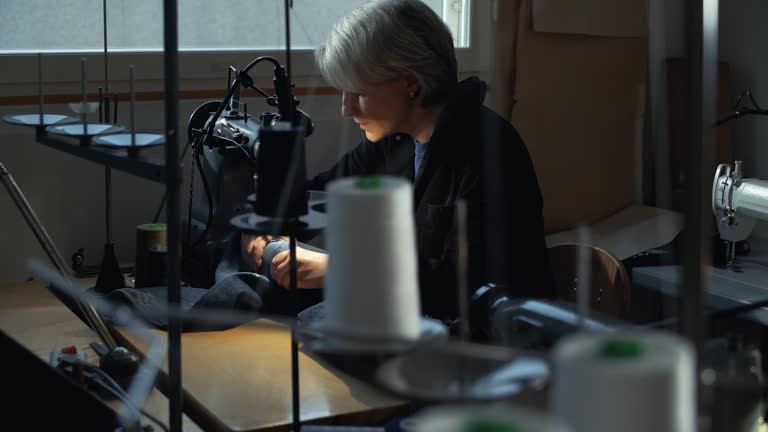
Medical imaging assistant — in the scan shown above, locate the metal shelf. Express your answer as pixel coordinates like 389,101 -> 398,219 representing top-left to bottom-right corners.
36,129 -> 169,183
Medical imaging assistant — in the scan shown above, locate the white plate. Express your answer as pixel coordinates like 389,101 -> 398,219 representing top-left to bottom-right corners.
376,341 -> 549,401
300,317 -> 449,355
2,113 -> 77,127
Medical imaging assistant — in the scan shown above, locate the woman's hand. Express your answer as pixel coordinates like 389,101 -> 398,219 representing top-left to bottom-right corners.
271,246 -> 328,289
240,233 -> 272,270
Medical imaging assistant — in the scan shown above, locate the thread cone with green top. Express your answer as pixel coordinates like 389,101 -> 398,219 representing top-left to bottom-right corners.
598,338 -> 645,359
354,176 -> 383,189
139,223 -> 166,231
464,419 -> 522,432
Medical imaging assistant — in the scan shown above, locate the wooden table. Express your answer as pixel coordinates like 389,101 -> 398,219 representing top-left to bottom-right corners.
0,278 -> 202,432
115,318 -> 408,431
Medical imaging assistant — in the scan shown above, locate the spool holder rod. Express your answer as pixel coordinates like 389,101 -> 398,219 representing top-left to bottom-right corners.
284,0 -> 301,430
290,232 -> 300,432
130,65 -> 136,147
80,58 -> 88,135
98,87 -> 104,123
37,53 -> 43,125
102,0 -> 109,97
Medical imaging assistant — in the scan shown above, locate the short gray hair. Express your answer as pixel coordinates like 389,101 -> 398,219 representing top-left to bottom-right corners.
316,0 -> 458,107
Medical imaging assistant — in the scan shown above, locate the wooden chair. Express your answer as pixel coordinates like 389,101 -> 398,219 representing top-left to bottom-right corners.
547,243 -> 631,320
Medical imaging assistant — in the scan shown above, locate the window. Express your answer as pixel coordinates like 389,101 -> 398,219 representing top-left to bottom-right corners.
0,0 -> 489,90
0,0 -> 470,52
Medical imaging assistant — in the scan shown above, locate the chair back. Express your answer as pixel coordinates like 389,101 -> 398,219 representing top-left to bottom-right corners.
547,243 -> 630,319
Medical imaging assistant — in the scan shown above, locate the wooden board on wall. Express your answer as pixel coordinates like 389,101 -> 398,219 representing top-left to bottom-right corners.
510,0 -> 648,233
532,0 -> 648,38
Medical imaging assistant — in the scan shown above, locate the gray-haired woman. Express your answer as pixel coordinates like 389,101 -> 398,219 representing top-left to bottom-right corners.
243,0 -> 553,321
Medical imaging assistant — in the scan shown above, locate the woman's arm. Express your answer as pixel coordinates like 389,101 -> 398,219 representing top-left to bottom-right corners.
270,246 -> 328,289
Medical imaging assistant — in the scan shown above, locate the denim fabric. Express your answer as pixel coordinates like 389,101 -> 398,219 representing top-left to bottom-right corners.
101,271 -> 271,332
97,234 -> 329,331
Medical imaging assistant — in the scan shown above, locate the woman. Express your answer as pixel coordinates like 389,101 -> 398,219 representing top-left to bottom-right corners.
242,0 -> 553,320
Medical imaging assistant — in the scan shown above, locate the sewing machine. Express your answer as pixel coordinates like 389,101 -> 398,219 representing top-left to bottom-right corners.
181,61 -> 315,287
712,160 -> 768,268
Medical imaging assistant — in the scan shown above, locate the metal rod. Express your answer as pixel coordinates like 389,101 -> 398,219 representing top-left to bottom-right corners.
285,2 -> 299,428
37,53 -> 43,125
290,233 -> 300,432
647,0 -> 670,207
680,0 -> 717,400
456,199 -> 470,341
81,58 -> 88,135
0,161 -> 117,350
103,0 -> 109,96
113,92 -> 119,124
163,0 -> 182,430
576,226 -> 592,330
455,200 -> 469,398
102,0 -> 110,125
285,0 -> 292,86
105,167 -> 112,244
291,329 -> 300,432
104,95 -> 111,124
130,65 -> 136,147
98,87 -> 103,123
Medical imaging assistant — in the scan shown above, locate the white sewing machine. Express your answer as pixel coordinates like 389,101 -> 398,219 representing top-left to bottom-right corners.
712,161 -> 768,266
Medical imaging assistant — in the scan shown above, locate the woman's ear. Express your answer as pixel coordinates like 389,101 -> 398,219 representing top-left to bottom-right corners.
402,73 -> 421,97
404,73 -> 421,101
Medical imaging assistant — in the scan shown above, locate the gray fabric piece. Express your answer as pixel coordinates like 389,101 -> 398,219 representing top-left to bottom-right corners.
100,233 -> 327,332
103,272 -> 270,331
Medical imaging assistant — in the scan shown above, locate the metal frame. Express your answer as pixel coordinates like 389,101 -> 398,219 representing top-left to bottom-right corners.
162,1 -> 182,431
680,0 -> 718,404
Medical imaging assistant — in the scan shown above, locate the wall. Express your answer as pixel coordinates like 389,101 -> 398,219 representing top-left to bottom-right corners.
510,0 -> 648,233
718,0 -> 768,238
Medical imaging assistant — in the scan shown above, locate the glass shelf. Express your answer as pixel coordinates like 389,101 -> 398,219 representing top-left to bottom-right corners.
35,129 -> 169,184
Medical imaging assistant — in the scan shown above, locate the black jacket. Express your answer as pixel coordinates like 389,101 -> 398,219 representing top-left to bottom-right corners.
309,77 -> 554,319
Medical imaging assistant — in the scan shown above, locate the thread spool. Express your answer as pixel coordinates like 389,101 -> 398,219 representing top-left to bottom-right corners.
322,176 -> 421,349
551,331 -> 695,432
134,223 -> 167,288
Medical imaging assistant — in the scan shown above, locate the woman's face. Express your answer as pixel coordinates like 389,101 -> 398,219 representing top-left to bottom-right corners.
341,78 -> 415,142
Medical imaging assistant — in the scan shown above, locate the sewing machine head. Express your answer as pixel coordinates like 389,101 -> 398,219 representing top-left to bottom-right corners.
711,161 -> 768,267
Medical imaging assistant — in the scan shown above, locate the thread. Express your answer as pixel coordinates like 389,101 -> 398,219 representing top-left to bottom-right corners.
551,331 -> 695,432
322,176 -> 421,349
134,223 -> 167,288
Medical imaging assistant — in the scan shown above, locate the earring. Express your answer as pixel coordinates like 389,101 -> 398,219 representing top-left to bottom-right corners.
408,90 -> 417,100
